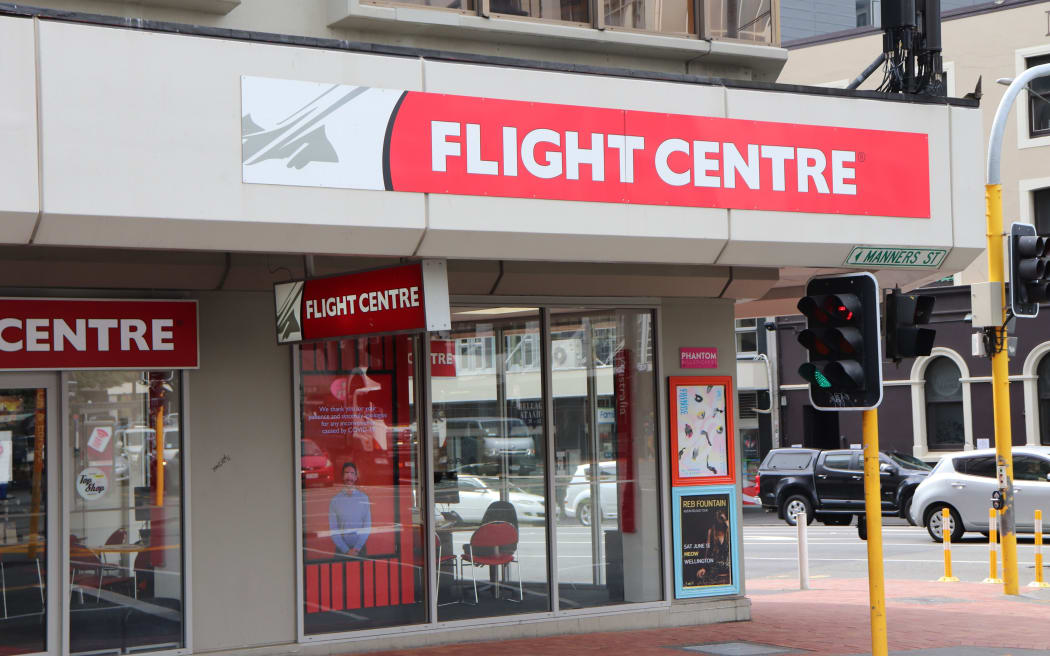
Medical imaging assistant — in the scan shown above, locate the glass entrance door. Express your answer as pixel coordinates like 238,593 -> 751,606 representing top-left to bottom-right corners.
0,374 -> 58,656
67,371 -> 186,654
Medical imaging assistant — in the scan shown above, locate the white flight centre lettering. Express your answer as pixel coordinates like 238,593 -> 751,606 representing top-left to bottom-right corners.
431,121 -> 858,195
304,286 -> 421,320
0,318 -> 176,352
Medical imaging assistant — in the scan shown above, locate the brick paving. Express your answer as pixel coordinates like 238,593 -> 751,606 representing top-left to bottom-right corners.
372,577 -> 1050,656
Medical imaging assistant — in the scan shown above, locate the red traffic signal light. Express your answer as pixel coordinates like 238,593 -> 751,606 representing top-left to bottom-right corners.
796,273 -> 883,410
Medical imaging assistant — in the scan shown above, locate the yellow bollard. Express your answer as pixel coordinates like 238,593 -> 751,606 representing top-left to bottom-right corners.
982,507 -> 1003,584
1029,509 -> 1050,588
938,508 -> 959,582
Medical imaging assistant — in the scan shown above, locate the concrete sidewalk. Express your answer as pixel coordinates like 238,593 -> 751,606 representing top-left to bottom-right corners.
373,577 -> 1050,656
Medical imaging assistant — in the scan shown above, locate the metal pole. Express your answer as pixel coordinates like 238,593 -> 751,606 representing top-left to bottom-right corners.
983,507 -> 1002,584
937,508 -> 959,582
797,511 -> 809,590
1031,510 -> 1050,588
861,409 -> 887,656
986,62 -> 1050,596
985,182 -> 1017,594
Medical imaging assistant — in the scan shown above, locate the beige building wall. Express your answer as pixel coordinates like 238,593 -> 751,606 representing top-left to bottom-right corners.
188,291 -> 297,651
777,2 -> 1050,285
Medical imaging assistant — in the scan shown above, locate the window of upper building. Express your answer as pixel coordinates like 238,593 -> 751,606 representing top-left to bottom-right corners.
352,0 -> 778,41
1028,53 -> 1050,140
1017,47 -> 1050,149
1035,187 -> 1050,236
1037,354 -> 1050,446
735,318 -> 759,356
705,0 -> 774,42
924,356 -> 964,451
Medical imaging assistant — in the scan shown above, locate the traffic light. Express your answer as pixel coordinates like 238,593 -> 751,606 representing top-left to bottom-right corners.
885,289 -> 936,361
1009,222 -> 1050,318
796,273 -> 882,410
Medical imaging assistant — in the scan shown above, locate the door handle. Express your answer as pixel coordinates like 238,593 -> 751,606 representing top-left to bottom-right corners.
951,481 -> 966,489
851,475 -> 862,480
817,474 -> 828,479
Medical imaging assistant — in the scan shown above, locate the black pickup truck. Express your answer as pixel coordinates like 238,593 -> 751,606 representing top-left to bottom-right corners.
757,448 -> 932,526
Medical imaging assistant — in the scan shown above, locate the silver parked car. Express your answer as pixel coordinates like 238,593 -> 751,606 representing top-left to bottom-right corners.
909,446 -> 1050,541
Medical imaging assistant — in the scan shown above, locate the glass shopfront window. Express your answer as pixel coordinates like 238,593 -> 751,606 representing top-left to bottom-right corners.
551,309 -> 661,609
297,305 -> 664,634
299,336 -> 426,635
0,384 -> 48,656
67,371 -> 185,654
431,310 -> 550,619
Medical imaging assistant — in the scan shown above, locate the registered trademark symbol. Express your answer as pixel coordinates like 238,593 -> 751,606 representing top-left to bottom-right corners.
857,152 -> 867,163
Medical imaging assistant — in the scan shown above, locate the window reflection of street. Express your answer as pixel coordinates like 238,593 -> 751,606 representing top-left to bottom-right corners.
432,310 -> 551,618
0,386 -> 47,656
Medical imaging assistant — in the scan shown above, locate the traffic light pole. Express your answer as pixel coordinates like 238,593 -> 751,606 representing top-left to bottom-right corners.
986,63 -> 1050,596
862,408 -> 888,656
985,183 -> 1018,596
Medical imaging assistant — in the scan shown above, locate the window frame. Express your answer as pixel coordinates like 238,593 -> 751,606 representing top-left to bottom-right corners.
734,318 -> 759,358
910,348 -> 973,461
293,297 -> 672,645
61,369 -> 194,656
1015,45 -> 1050,150
922,356 -> 966,452
331,0 -> 780,46
1021,342 -> 1050,447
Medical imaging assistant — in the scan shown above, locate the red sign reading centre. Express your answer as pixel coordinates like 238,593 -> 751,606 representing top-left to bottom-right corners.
0,298 -> 199,370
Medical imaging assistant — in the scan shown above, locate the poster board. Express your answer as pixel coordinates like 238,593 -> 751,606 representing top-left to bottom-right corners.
0,430 -> 11,484
669,376 -> 735,486
672,485 -> 740,598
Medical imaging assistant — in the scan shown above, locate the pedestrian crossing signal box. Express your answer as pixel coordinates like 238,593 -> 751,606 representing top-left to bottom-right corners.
796,273 -> 883,411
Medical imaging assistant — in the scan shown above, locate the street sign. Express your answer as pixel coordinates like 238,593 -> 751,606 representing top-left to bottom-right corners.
843,246 -> 947,269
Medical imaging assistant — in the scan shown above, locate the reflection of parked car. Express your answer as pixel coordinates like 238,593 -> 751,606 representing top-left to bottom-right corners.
442,475 -> 546,524
301,439 -> 334,487
444,417 -> 537,475
909,447 -> 1050,542
564,461 -> 618,526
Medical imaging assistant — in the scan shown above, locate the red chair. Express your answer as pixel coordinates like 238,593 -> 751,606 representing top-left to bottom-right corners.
101,528 -> 128,573
69,536 -> 132,603
133,549 -> 153,599
436,534 -> 459,606
459,521 -> 521,604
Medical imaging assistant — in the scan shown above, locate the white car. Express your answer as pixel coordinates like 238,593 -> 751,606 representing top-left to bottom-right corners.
909,446 -> 1050,541
564,461 -> 618,526
445,475 -> 547,524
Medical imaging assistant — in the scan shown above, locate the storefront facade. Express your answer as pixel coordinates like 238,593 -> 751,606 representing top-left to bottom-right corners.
0,4 -> 983,656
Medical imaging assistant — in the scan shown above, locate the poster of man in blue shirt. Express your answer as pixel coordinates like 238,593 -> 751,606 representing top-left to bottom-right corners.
329,462 -> 371,556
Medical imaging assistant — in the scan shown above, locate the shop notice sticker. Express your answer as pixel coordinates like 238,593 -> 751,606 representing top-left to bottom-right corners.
87,426 -> 113,453
681,347 -> 717,369
76,467 -> 109,501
